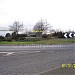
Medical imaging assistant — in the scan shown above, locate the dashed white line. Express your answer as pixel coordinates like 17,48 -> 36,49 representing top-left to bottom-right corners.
35,51 -> 40,53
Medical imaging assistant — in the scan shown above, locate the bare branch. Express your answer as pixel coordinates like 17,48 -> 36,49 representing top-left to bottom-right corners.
33,19 -> 50,32
9,21 -> 23,35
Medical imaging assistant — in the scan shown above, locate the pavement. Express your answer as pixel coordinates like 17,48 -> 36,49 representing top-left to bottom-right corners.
0,44 -> 75,75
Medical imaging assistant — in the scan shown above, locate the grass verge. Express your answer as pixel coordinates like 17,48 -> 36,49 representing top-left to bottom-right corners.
0,38 -> 75,45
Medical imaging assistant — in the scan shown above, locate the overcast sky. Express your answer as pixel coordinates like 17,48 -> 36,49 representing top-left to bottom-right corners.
0,0 -> 75,31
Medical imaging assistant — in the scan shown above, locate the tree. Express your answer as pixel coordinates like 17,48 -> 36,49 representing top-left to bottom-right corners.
33,19 -> 49,37
5,33 -> 11,37
12,32 -> 17,40
52,31 -> 64,38
0,36 -> 5,41
9,21 -> 23,35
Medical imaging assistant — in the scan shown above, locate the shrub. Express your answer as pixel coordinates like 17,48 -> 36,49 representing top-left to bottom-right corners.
5,37 -> 12,42
42,34 -> 47,38
0,36 -> 5,41
5,33 -> 11,37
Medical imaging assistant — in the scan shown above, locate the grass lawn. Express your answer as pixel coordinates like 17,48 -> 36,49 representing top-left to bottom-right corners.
0,38 -> 75,45
35,38 -> 75,44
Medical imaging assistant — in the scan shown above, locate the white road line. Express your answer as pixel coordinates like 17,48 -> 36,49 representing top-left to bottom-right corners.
0,52 -> 14,56
6,52 -> 14,56
36,61 -> 75,75
46,51 -> 54,53
35,51 -> 40,53
25,51 -> 41,53
15,51 -> 41,54
0,52 -> 8,53
36,66 -> 61,75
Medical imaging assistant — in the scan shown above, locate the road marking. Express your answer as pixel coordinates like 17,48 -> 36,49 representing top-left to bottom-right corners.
14,51 -> 41,54
6,52 -> 14,56
0,52 -> 8,53
0,50 -> 54,56
24,51 -> 41,53
36,66 -> 61,75
35,51 -> 40,53
36,61 -> 75,75
46,51 -> 54,52
0,52 -> 14,56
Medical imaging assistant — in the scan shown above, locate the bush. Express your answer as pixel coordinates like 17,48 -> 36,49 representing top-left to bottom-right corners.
0,36 -> 5,41
42,34 -> 47,38
21,37 -> 41,42
5,37 -> 12,42
5,33 -> 11,37
18,37 -> 25,41
17,34 -> 27,37
52,32 -> 64,38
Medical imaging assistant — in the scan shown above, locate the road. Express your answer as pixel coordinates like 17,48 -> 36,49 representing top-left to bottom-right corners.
0,44 -> 75,75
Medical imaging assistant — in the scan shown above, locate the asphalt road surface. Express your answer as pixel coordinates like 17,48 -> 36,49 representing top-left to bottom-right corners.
0,44 -> 75,75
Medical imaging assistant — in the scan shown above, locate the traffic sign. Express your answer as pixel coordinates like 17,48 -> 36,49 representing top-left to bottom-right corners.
74,34 -> 75,37
64,33 -> 67,38
69,33 -> 72,38
64,32 -> 75,38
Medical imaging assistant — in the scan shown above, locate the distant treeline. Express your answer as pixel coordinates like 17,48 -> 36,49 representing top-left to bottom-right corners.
0,31 -> 69,42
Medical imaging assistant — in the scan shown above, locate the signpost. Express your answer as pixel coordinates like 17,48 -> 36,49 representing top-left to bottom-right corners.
64,33 -> 75,38
64,33 -> 67,38
64,32 -> 75,44
74,34 -> 75,37
69,33 -> 72,38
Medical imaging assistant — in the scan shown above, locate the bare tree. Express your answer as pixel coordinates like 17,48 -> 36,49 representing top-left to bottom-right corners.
9,21 -> 23,35
33,19 -> 49,32
33,19 -> 50,37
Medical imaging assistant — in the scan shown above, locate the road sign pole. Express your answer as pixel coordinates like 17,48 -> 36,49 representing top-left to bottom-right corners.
66,38 -> 67,44
64,33 -> 68,43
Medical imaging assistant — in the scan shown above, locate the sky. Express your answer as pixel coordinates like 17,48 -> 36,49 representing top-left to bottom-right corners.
0,0 -> 75,32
